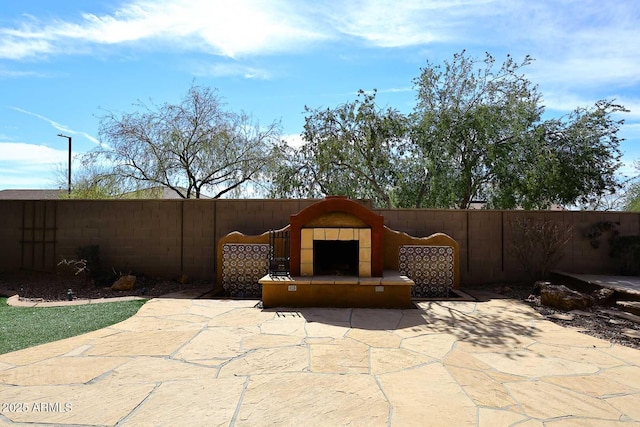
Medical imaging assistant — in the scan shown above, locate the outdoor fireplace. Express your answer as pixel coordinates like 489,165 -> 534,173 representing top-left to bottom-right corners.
290,196 -> 383,277
219,195 -> 459,308
256,196 -> 414,308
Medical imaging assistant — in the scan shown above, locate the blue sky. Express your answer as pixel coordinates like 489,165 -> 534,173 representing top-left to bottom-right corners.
1,0 -> 639,191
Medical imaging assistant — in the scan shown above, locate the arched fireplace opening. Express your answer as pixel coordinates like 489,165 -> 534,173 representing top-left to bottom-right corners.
290,196 -> 384,277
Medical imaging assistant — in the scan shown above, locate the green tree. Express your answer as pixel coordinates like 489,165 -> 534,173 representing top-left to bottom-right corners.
270,90 -> 409,208
411,51 -> 541,208
53,161 -> 125,199
87,85 -> 281,199
272,51 -> 626,209
623,161 -> 640,211
626,185 -> 640,211
412,51 -> 627,209
504,100 -> 627,209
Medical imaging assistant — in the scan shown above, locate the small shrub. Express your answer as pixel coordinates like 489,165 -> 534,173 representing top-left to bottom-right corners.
584,221 -> 640,276
509,217 -> 573,280
57,258 -> 89,276
76,244 -> 100,276
610,235 -> 640,276
58,244 -> 101,279
583,221 -> 619,248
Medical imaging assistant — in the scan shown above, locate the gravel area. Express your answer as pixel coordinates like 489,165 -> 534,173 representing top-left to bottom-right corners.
0,271 -> 213,301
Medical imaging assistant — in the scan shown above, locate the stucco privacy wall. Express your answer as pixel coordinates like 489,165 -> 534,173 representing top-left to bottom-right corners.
376,208 -> 640,283
0,201 -> 24,272
1,199 -> 639,285
0,199 -> 318,281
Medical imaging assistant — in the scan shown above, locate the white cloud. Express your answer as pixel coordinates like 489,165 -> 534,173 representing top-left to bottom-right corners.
0,0 -> 503,60
0,143 -> 76,189
621,123 -> 640,139
0,0 -> 330,60
11,107 -> 99,144
0,172 -> 60,189
529,53 -> 640,91
536,90 -> 640,124
0,68 -> 50,78
1,0 -> 638,94
498,1 -> 640,90
0,37 -> 54,60
195,62 -> 272,80
282,134 -> 304,149
323,0 -> 495,47
0,142 -> 67,164
378,87 -> 413,94
355,87 -> 413,97
616,100 -> 640,122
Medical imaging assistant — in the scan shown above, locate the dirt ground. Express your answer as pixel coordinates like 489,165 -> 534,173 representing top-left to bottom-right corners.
1,272 -> 639,350
0,271 -> 213,302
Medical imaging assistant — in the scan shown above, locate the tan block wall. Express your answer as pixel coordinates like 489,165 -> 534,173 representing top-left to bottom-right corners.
377,208 -> 640,285
182,200 -> 216,280
0,201 -> 26,272
55,200 -> 183,278
1,199 -> 639,287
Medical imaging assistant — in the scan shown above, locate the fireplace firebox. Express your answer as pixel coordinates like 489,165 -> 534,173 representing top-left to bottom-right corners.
314,240 -> 359,276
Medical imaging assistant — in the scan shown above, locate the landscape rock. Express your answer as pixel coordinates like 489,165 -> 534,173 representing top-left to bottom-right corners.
549,313 -> 575,321
569,310 -> 594,317
617,301 -> 640,316
111,275 -> 136,291
540,284 -> 594,311
622,329 -> 640,339
592,288 -> 616,306
532,281 -> 553,295
601,309 -> 640,324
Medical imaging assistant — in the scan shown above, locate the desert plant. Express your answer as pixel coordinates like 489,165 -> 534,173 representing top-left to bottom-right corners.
583,221 -> 640,275
583,221 -> 619,248
57,258 -> 89,276
76,244 -> 100,276
509,217 -> 573,280
609,235 -> 640,275
57,245 -> 101,279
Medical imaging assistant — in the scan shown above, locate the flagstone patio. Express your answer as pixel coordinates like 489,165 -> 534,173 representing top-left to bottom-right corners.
0,294 -> 639,426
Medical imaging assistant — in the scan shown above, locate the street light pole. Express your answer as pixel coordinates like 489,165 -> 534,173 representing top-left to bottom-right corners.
57,134 -> 72,195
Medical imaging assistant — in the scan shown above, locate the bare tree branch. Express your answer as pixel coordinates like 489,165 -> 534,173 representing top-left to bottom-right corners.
89,85 -> 281,198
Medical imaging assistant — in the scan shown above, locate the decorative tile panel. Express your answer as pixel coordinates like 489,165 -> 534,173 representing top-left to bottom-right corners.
222,244 -> 270,298
398,245 -> 454,298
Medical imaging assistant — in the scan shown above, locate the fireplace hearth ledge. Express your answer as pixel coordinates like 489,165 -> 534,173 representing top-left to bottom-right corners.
259,270 -> 414,308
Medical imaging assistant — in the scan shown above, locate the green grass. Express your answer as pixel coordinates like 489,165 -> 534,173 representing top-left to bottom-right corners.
0,297 -> 147,355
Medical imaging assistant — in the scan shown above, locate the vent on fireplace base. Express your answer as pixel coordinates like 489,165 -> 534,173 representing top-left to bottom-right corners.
314,240 -> 358,276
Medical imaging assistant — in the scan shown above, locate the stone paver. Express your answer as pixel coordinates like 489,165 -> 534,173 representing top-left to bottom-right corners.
0,297 -> 639,426
123,378 -> 246,427
378,363 -> 477,426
